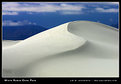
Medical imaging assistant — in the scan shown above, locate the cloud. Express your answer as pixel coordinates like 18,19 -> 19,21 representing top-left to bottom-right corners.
2,2 -> 85,13
2,20 -> 37,26
109,2 -> 119,5
2,2 -> 119,15
60,11 -> 82,15
2,11 -> 18,15
95,8 -> 118,13
78,2 -> 119,5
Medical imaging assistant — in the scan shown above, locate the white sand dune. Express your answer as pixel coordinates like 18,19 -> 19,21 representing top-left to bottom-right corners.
2,21 -> 119,77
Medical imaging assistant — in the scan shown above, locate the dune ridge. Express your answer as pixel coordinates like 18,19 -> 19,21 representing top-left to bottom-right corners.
2,22 -> 87,70
2,21 -> 119,77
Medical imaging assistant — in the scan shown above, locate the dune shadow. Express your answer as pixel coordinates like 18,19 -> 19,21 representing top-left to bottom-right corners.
49,41 -> 118,59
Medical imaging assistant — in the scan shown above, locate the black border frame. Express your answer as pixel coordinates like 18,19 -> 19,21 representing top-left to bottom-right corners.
0,0 -> 120,83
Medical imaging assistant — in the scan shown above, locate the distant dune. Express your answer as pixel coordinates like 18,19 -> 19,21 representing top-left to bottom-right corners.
2,21 -> 119,77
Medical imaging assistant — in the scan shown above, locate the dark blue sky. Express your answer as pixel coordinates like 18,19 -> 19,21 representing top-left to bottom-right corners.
2,2 -> 119,28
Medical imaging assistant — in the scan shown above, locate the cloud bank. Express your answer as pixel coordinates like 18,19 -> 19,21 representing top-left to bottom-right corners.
2,2 -> 119,15
2,2 -> 85,14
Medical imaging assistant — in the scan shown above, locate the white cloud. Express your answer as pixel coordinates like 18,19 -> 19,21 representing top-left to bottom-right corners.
60,4 -> 84,11
2,20 -> 37,26
77,2 -> 119,5
96,8 -> 118,13
61,11 -> 82,15
109,2 -> 119,5
2,2 -> 119,15
2,2 -> 85,13
2,11 -> 18,15
2,20 -> 22,26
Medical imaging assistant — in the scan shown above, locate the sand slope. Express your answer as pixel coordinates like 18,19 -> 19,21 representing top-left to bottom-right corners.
2,21 -> 119,77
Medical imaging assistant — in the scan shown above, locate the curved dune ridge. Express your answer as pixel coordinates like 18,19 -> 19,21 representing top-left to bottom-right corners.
2,21 -> 119,77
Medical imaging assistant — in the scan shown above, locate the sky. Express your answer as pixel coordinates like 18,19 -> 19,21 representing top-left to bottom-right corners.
2,2 -> 119,28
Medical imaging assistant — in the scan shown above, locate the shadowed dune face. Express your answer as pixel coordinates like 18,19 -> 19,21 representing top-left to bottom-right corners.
68,21 -> 118,44
51,41 -> 118,59
67,21 -> 119,59
2,21 -> 119,77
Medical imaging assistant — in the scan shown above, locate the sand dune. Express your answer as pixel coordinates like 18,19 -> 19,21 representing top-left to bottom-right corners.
2,21 -> 119,77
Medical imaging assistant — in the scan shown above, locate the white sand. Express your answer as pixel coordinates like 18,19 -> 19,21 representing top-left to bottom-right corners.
2,21 -> 119,77
2,40 -> 21,47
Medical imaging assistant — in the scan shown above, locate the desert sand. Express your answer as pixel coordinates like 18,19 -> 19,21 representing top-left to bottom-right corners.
2,21 -> 119,77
